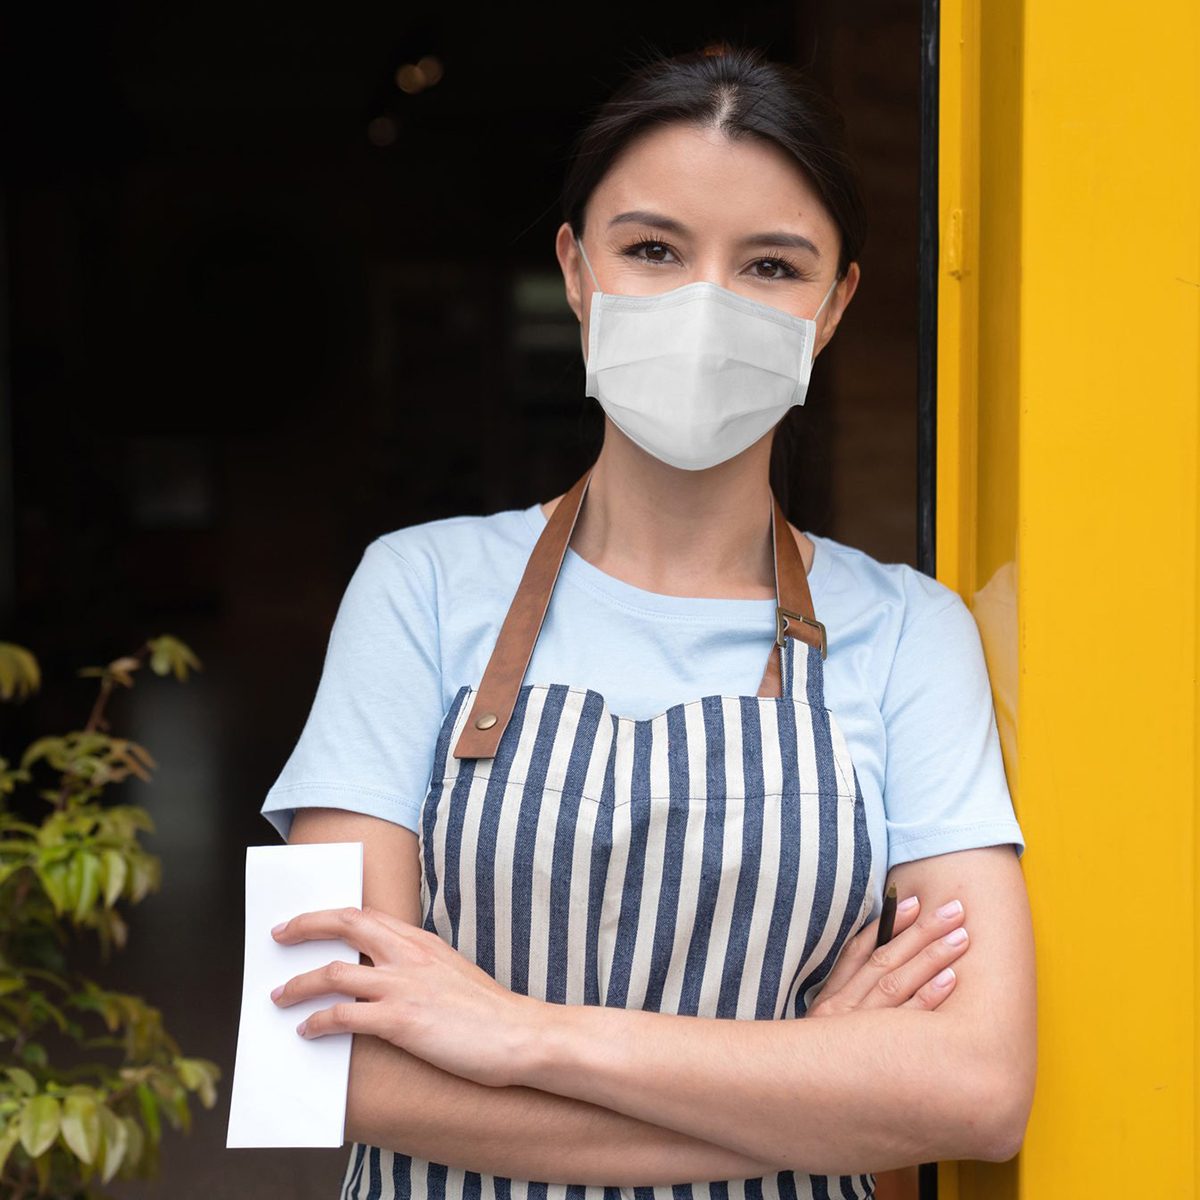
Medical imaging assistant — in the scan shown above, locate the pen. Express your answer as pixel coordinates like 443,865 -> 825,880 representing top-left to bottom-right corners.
874,880 -> 898,947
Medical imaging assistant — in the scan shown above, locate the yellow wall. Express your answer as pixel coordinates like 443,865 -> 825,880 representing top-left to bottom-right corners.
936,0 -> 1200,1194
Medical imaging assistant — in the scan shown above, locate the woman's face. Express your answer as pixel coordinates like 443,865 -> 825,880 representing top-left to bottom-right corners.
557,121 -> 859,362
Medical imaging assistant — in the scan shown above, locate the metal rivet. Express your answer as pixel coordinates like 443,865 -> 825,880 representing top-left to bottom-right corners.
474,712 -> 498,730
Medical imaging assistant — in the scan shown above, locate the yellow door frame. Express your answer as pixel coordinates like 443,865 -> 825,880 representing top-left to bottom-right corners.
935,0 -> 1200,1195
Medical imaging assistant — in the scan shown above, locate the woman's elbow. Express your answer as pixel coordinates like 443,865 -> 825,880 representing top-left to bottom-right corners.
968,1061 -> 1035,1163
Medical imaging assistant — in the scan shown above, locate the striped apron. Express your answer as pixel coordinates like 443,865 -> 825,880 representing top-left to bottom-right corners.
341,468 -> 876,1200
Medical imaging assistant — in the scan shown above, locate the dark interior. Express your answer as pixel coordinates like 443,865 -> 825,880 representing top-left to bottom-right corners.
0,4 -> 921,1194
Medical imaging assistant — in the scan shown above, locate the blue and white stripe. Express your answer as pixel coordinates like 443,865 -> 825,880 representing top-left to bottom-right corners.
342,637 -> 876,1200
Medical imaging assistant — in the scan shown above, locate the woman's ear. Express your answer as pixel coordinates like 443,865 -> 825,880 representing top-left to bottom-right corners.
555,222 -> 585,322
814,261 -> 861,358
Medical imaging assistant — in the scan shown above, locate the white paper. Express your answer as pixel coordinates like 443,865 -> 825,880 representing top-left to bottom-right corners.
226,842 -> 364,1148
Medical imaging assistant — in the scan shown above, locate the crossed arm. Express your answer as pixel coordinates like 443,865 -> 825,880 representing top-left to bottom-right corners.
289,808 -> 1036,1184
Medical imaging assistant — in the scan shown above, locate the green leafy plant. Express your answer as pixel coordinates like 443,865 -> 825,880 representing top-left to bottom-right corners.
0,636 -> 221,1198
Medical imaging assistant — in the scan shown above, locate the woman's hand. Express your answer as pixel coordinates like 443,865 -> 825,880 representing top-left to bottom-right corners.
805,895 -> 969,1018
269,905 -> 540,1088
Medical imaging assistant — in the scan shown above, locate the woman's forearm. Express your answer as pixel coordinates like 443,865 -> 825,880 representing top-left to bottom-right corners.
515,1001 -> 1016,1175
345,1032 -> 782,1186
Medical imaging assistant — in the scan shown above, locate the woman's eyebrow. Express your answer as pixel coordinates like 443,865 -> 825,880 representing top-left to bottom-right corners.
608,210 -> 821,257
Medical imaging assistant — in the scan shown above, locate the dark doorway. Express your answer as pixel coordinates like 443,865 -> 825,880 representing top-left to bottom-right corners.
1,5 -> 923,1194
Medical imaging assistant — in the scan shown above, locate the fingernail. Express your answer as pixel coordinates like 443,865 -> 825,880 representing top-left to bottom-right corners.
898,895 -> 918,912
937,899 -> 963,919
943,927 -> 968,946
270,985 -> 283,1001
271,922 -> 287,936
296,1019 -> 308,1036
933,967 -> 956,988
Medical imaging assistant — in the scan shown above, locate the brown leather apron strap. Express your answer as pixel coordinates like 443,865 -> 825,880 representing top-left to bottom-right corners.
756,481 -> 827,699
452,467 -> 825,760
451,468 -> 593,759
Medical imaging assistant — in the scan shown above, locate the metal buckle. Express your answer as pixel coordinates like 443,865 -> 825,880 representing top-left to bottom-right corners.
775,606 -> 828,660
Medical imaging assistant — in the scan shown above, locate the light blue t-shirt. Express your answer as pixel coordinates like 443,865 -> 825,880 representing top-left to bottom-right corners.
261,501 -> 1025,918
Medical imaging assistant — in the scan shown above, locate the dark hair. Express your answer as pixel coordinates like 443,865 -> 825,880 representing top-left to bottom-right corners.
560,43 -> 867,280
558,43 -> 868,521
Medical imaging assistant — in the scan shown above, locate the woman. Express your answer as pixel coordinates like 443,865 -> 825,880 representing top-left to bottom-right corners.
261,43 -> 1036,1200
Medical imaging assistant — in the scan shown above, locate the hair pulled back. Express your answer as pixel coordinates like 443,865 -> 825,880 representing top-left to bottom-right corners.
559,43 -> 867,281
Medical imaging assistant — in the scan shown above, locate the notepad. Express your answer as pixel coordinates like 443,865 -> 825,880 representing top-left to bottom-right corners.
226,842 -> 364,1148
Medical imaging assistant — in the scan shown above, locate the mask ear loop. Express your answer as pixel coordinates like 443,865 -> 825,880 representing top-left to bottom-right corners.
813,272 -> 840,321
575,234 -> 601,291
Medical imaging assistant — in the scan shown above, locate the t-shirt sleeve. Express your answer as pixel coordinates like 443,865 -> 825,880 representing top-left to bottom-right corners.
259,537 -> 443,842
880,591 -> 1025,867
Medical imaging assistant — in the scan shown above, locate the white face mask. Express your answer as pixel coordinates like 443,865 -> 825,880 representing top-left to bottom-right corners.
575,233 -> 839,471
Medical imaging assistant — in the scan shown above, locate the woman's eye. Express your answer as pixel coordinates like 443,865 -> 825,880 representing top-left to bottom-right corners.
753,258 -> 796,280
628,240 -> 674,264
624,239 -> 803,281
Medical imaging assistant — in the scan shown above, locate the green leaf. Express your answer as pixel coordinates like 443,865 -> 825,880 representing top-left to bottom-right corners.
18,1093 -> 60,1157
60,1093 -> 101,1164
146,634 -> 203,681
0,1121 -> 20,1177
175,1058 -> 202,1089
135,1082 -> 159,1144
100,850 -> 128,907
0,642 -> 41,701
105,804 -> 156,838
20,735 -> 67,771
0,817 -> 40,836
176,1057 -> 220,1108
167,1088 -> 191,1134
72,851 -> 103,921
102,904 -> 129,950
75,731 -> 108,755
36,859 -> 69,916
38,838 -> 74,862
5,1067 -> 37,1096
96,1104 -> 128,1184
120,1113 -> 144,1171
129,855 -> 157,903
65,851 -> 82,908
